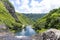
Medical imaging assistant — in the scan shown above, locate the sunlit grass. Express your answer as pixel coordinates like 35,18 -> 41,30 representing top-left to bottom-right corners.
37,29 -> 47,33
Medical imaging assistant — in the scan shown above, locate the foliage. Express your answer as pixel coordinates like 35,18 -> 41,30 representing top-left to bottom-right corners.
23,13 -> 46,22
16,13 -> 34,25
0,0 -> 47,33
1,0 -> 14,9
33,8 -> 60,33
0,1 -> 22,32
0,0 -> 34,32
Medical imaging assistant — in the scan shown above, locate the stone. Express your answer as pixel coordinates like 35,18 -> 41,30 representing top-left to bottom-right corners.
3,0 -> 18,21
30,29 -> 60,40
0,28 -> 60,40
42,31 -> 57,40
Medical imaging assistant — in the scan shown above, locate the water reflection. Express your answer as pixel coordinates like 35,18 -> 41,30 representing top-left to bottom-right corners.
16,25 -> 36,36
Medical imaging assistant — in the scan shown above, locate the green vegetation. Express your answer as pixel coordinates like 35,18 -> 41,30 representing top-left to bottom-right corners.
0,1 -> 22,32
33,8 -> 60,33
0,0 -> 34,32
1,0 -> 60,34
16,13 -> 34,25
37,28 -> 47,33
23,13 -> 46,22
1,0 -> 14,8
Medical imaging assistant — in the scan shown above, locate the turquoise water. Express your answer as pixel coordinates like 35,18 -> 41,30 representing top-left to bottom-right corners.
16,25 -> 36,36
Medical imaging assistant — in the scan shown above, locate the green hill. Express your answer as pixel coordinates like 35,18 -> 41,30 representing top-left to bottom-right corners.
0,0 -> 33,32
0,0 -> 22,32
33,8 -> 60,32
16,13 -> 34,25
23,13 -> 46,22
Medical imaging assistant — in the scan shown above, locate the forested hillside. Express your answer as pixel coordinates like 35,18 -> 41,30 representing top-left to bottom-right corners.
23,13 -> 46,22
33,8 -> 60,33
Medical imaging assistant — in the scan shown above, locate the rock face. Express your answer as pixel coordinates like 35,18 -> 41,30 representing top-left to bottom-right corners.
0,24 -> 6,29
42,29 -> 60,40
30,29 -> 60,40
3,0 -> 18,21
42,30 -> 57,40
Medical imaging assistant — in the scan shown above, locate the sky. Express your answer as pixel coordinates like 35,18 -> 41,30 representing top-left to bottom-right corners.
9,0 -> 60,13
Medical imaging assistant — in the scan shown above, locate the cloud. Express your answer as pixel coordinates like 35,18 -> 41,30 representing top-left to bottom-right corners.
15,0 -> 21,5
9,0 -> 60,13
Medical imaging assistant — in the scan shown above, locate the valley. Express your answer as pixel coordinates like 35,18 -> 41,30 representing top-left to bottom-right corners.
0,0 -> 60,40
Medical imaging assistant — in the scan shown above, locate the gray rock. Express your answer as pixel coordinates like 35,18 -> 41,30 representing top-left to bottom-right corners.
3,0 -> 18,21
30,29 -> 60,40
0,29 -> 60,40
42,31 -> 57,40
30,34 -> 43,40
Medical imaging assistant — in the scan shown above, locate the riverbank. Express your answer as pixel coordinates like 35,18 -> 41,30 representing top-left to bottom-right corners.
0,28 -> 60,40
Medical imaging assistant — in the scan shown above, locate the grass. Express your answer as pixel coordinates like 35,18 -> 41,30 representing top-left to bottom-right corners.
0,0 -> 34,32
37,29 -> 47,33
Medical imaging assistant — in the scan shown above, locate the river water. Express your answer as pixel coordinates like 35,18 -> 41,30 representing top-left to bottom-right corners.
15,25 -> 36,38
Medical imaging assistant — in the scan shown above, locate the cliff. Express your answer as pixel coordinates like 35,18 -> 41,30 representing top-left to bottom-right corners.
2,0 -> 18,21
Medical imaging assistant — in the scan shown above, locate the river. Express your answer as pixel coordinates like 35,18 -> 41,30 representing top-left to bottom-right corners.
15,25 -> 36,38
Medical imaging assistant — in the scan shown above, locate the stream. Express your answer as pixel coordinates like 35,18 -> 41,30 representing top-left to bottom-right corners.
15,25 -> 36,38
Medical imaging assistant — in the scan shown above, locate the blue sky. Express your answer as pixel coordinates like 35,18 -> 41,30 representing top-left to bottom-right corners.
9,0 -> 60,13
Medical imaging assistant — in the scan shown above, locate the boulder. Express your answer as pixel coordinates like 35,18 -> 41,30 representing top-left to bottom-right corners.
42,31 -> 57,40
0,28 -> 60,40
42,28 -> 60,40
30,29 -> 60,40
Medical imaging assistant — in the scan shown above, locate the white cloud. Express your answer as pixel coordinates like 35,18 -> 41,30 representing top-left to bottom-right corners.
10,0 -> 60,13
15,0 -> 21,5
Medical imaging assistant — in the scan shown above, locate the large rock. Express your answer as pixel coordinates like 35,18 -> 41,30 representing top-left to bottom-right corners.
0,24 -> 8,32
42,29 -> 60,40
0,29 -> 60,40
42,31 -> 57,40
30,29 -> 60,40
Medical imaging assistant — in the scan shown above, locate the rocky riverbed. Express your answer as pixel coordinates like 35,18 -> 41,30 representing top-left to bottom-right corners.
0,28 -> 60,40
